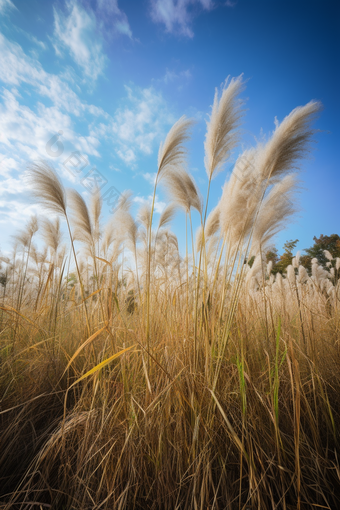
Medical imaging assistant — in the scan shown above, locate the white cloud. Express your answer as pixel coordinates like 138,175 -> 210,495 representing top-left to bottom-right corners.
0,89 -> 73,156
104,84 -> 175,166
0,87 -> 103,230
0,155 -> 18,177
0,34 -> 175,234
0,33 -> 108,117
163,68 -> 192,84
53,0 -> 107,81
150,0 -> 214,37
95,0 -> 133,39
0,87 -> 102,172
0,175 -> 26,196
109,164 -> 122,173
0,19 -> 175,239
0,0 -> 17,14
12,26 -> 47,53
142,172 -> 157,185
0,199 -> 45,228
117,148 -> 136,165
0,89 -> 102,165
133,195 -> 166,214
0,30 -> 111,235
0,79 -> 175,227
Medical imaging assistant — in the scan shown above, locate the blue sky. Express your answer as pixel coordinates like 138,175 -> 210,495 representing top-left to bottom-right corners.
0,0 -> 339,256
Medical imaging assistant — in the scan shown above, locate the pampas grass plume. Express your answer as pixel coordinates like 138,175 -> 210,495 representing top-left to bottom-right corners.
157,116 -> 194,180
28,161 -> 67,216
204,75 -> 245,180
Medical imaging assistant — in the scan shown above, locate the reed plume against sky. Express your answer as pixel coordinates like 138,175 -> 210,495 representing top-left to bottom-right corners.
0,0 -> 338,255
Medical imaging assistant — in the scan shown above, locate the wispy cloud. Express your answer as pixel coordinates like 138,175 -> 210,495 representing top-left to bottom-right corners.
0,85 -> 103,227
142,172 -> 157,185
162,67 -> 192,85
52,0 -> 133,82
0,86 -> 102,162
150,0 -> 214,38
0,15 -> 174,234
14,27 -> 47,53
0,0 -> 17,14
0,33 -> 108,116
95,0 -> 133,39
0,154 -> 18,178
0,29 -> 110,233
0,89 -> 72,158
53,0 -> 107,82
133,195 -> 166,214
99,84 -> 175,167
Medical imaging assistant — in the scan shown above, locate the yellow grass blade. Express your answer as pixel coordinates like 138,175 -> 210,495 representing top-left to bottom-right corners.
69,344 -> 137,389
95,255 -> 112,266
39,262 -> 54,305
73,286 -> 103,307
0,305 -> 40,330
15,338 -> 52,357
62,324 -> 108,376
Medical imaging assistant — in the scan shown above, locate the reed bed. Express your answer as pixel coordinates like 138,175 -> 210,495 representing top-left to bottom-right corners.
0,77 -> 339,510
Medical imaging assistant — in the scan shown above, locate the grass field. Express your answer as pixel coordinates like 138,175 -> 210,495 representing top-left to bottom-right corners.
0,77 -> 339,509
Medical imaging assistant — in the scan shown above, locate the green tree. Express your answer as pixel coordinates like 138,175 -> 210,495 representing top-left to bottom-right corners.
247,255 -> 255,268
274,239 -> 299,274
0,272 -> 7,288
304,234 -> 340,269
265,247 -> 279,273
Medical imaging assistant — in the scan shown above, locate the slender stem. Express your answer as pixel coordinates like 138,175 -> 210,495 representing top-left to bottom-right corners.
146,175 -> 158,369
185,212 -> 189,341
65,216 -> 91,337
193,177 -> 212,369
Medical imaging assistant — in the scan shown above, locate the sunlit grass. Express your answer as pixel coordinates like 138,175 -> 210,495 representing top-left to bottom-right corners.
0,78 -> 339,509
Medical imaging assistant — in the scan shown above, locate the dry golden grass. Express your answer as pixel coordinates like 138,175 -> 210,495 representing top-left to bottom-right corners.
0,79 -> 339,509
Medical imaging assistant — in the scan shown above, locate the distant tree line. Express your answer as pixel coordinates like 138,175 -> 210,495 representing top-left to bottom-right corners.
2,235 -> 340,290
258,234 -> 340,274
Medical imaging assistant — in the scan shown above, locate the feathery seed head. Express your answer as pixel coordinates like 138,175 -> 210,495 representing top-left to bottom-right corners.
205,205 -> 220,238
157,116 -> 195,180
27,215 -> 39,237
204,75 -> 245,180
297,265 -> 309,284
195,225 -> 203,253
324,250 -> 333,261
42,218 -> 62,253
67,189 -> 93,245
158,203 -> 177,230
219,148 -> 258,246
251,174 -> 299,254
287,264 -> 296,285
28,161 -> 67,216
292,251 -> 301,269
162,168 -> 202,214
91,188 -> 103,243
256,101 -> 321,183
296,251 -> 301,266
138,203 -> 152,232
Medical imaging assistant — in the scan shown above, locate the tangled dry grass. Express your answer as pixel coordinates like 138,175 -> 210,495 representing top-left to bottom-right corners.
0,77 -> 339,510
